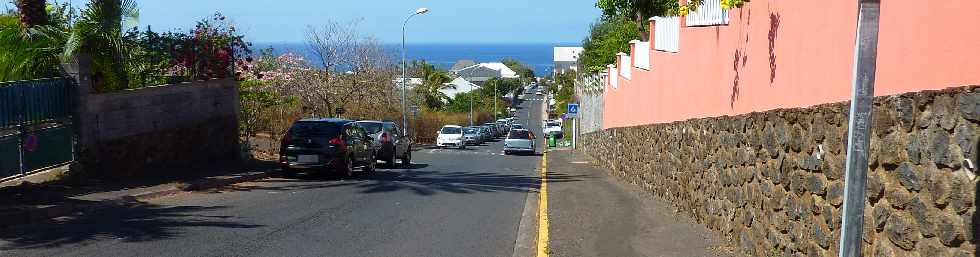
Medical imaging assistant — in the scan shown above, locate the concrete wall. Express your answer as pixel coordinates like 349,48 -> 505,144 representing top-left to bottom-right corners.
603,1 -> 980,129
72,71 -> 240,175
581,85 -> 979,256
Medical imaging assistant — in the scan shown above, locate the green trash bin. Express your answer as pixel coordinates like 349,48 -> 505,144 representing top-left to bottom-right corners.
547,135 -> 557,148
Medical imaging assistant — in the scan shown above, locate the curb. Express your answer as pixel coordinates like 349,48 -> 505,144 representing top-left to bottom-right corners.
0,170 -> 275,229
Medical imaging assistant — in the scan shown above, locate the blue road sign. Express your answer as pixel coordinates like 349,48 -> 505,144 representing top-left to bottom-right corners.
567,103 -> 579,118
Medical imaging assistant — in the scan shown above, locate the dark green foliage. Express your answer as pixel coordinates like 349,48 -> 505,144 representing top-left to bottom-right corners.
578,15 -> 638,73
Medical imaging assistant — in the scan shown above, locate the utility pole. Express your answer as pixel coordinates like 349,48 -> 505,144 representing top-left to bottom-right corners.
493,79 -> 498,122
838,1 -> 880,257
469,82 -> 474,126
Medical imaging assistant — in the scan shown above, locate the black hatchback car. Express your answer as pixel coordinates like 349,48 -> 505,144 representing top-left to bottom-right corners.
279,118 -> 376,177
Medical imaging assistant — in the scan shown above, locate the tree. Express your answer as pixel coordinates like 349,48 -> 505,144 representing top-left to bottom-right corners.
502,58 -> 535,79
0,2 -> 72,81
595,0 -> 681,41
15,0 -> 47,27
411,60 -> 452,110
578,15 -> 638,73
63,0 -> 140,91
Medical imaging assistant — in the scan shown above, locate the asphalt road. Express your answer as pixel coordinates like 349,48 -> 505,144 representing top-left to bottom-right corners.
0,90 -> 551,257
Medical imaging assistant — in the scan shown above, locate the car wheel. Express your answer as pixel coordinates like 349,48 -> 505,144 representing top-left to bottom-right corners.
363,153 -> 377,173
400,149 -> 412,166
504,150 -> 511,155
341,156 -> 354,178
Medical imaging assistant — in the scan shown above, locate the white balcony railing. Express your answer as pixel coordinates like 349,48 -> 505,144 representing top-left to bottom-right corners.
653,16 -> 680,53
632,41 -> 651,70
687,0 -> 729,26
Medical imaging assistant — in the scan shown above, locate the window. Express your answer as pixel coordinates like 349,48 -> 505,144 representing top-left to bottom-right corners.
288,122 -> 342,137
441,127 -> 462,134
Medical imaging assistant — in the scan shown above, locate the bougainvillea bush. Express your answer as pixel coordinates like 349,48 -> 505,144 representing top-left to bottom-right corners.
124,12 -> 251,88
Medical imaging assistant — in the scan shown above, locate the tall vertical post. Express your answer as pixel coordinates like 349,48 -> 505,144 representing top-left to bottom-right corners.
400,21 -> 410,139
469,82 -> 474,126
493,80 -> 498,122
838,1 -> 880,257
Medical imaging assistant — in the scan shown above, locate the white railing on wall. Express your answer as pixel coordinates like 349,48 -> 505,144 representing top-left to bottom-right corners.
618,53 -> 631,79
653,16 -> 680,53
609,66 -> 619,89
632,41 -> 651,70
687,0 -> 729,26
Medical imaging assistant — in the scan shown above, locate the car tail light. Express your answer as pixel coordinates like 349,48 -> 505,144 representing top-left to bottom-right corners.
281,134 -> 292,145
381,132 -> 390,143
279,155 -> 287,164
329,136 -> 345,147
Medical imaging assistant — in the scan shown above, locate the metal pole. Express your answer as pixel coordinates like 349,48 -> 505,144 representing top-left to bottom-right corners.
572,118 -> 577,150
493,80 -> 498,122
401,13 -> 418,140
838,1 -> 880,257
469,82 -> 474,126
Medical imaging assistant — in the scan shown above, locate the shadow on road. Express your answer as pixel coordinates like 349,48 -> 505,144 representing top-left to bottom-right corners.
351,169 -> 587,196
0,200 -> 259,250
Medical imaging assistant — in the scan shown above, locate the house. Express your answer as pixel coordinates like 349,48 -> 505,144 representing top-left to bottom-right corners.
553,47 -> 583,75
392,77 -> 423,89
454,62 -> 520,85
440,77 -> 480,99
450,60 -> 477,73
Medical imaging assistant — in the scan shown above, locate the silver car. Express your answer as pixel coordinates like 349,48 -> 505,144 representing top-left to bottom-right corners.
504,129 -> 536,155
355,121 -> 412,167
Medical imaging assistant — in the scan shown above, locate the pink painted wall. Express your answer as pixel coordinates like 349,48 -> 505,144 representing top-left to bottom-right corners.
603,1 -> 980,129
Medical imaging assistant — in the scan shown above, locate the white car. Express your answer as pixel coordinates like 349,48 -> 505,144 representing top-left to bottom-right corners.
543,121 -> 563,138
436,125 -> 466,149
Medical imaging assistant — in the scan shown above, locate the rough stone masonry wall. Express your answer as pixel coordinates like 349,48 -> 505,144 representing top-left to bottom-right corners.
579,86 -> 980,256
76,79 -> 240,176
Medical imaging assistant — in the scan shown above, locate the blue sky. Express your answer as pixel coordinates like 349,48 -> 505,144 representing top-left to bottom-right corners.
38,0 -> 602,44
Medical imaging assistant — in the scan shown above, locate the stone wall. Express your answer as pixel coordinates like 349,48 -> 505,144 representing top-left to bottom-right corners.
75,79 -> 240,176
579,86 -> 979,256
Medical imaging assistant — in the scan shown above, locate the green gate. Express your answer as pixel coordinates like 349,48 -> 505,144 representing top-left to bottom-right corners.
0,78 -> 74,180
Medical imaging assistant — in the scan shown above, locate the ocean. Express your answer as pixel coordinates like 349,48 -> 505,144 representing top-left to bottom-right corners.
253,42 -> 579,76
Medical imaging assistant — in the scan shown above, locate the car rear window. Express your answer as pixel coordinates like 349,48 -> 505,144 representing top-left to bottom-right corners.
546,122 -> 559,127
464,128 -> 479,134
441,127 -> 462,134
356,122 -> 383,134
288,122 -> 342,137
509,130 -> 531,139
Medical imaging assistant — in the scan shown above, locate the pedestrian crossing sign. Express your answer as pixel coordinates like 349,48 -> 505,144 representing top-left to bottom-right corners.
567,103 -> 579,118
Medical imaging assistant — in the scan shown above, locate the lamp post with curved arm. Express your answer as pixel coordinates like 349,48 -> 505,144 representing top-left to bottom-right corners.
401,7 -> 428,140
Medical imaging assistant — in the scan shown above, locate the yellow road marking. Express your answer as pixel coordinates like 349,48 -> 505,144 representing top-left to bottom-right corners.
536,152 -> 550,257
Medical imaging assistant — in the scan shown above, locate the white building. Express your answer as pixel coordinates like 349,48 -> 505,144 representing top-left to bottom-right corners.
441,77 -> 480,99
553,47 -> 584,75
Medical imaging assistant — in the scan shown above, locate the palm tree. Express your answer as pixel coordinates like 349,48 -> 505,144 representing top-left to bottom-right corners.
14,0 -> 47,27
63,0 -> 138,91
0,1 -> 68,81
415,63 -> 453,110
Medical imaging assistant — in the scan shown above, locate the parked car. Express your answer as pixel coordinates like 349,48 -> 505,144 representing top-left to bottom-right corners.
543,120 -> 563,139
280,118 -> 376,178
504,129 -> 536,155
484,123 -> 501,138
437,125 -> 466,149
354,120 -> 412,168
463,127 -> 482,145
478,126 -> 493,141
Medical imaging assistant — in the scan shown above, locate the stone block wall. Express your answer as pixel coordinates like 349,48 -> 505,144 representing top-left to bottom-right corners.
579,86 -> 979,256
76,79 -> 240,176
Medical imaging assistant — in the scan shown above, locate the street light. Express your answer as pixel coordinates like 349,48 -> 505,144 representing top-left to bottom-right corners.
401,7 -> 429,140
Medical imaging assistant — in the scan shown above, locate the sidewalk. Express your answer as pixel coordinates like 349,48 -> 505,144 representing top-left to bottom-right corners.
546,149 -> 737,257
0,160 -> 278,229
